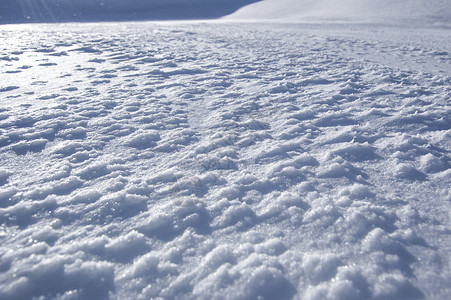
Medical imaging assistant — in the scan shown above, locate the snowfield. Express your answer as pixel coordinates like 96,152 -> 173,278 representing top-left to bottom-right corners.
227,0 -> 451,26
0,6 -> 450,300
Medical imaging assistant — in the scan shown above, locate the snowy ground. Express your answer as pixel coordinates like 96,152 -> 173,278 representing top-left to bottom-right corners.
227,0 -> 451,26
0,21 -> 450,299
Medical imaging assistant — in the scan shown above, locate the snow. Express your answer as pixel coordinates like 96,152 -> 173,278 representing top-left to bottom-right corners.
226,0 -> 451,26
0,1 -> 451,299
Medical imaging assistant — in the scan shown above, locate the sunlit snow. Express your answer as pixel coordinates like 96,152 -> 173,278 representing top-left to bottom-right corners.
0,1 -> 450,300
227,0 -> 451,26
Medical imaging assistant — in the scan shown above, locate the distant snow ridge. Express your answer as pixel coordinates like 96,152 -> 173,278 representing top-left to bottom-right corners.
226,0 -> 451,25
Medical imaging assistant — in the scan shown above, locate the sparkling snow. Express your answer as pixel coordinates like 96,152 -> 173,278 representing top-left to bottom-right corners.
0,5 -> 450,300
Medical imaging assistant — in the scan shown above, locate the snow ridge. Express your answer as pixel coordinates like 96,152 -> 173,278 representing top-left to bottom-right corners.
226,0 -> 451,26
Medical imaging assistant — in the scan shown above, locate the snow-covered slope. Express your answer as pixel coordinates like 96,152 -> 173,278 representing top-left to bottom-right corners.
0,21 -> 450,299
0,0 -> 260,24
226,0 -> 451,25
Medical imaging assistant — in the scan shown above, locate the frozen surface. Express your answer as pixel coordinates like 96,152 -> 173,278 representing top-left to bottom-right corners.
226,0 -> 451,26
0,21 -> 450,299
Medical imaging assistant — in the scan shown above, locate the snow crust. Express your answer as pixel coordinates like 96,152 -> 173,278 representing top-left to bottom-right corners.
0,18 -> 450,300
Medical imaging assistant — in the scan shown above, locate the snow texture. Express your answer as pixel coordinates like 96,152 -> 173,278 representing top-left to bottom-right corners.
0,2 -> 450,300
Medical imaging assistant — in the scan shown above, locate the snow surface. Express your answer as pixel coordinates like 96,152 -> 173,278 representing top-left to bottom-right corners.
1,2 -> 451,300
226,0 -> 451,26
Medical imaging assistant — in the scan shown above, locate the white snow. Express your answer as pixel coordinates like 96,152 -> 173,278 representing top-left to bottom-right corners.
0,1 -> 450,300
226,0 -> 451,26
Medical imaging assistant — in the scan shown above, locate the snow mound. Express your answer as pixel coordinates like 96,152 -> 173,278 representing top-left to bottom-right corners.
226,0 -> 451,26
